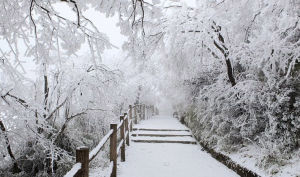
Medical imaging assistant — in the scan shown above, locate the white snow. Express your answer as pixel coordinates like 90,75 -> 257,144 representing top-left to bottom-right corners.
227,145 -> 300,177
105,161 -> 114,177
117,120 -> 124,130
132,130 -> 191,135
117,116 -> 239,177
133,130 -> 192,135
90,161 -> 114,177
118,142 -> 239,177
135,115 -> 188,129
125,130 -> 129,138
117,139 -> 124,155
132,136 -> 195,141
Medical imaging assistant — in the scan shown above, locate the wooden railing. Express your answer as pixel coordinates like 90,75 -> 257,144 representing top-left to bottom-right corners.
64,104 -> 155,177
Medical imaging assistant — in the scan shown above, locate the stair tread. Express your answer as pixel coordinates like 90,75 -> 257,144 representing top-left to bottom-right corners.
132,139 -> 197,144
132,134 -> 192,137
133,128 -> 190,132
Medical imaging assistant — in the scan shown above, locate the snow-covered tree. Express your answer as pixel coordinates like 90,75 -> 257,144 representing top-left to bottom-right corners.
0,0 -> 161,175
125,0 -> 300,174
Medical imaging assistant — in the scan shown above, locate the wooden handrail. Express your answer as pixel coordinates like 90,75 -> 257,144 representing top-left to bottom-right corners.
117,119 -> 124,130
64,163 -> 81,177
64,104 -> 156,177
89,129 -> 114,162
116,139 -> 124,155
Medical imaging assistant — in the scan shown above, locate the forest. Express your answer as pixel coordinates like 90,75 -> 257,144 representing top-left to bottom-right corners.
0,0 -> 299,177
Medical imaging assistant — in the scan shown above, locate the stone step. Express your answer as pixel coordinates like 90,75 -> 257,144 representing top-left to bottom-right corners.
133,128 -> 190,132
132,134 -> 192,137
132,139 -> 197,144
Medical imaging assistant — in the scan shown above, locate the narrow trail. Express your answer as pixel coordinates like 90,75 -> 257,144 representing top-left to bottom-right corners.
117,116 -> 239,177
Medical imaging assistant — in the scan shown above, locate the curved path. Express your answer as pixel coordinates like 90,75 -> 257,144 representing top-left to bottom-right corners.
117,115 -> 239,177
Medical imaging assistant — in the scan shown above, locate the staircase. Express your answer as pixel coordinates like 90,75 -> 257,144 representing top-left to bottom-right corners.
131,122 -> 197,145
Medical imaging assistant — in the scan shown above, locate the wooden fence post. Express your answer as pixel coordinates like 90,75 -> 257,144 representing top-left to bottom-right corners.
120,116 -> 126,162
152,105 -> 155,116
134,105 -> 137,124
75,146 -> 89,177
110,124 -> 117,177
140,105 -> 143,120
138,105 -> 141,120
129,105 -> 133,131
145,105 -> 148,119
146,105 -> 148,119
124,113 -> 129,146
143,104 -> 146,120
139,105 -> 142,118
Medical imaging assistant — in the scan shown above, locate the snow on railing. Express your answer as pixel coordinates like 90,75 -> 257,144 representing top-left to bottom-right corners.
63,163 -> 81,177
89,129 -> 114,161
117,139 -> 124,155
125,131 -> 129,140
63,104 -> 155,177
117,119 -> 124,130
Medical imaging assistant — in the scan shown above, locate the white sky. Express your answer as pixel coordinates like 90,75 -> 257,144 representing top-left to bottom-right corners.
53,3 -> 127,69
85,10 -> 128,69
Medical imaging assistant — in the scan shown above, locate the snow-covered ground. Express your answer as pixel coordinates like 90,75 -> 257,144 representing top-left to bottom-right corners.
118,142 -> 239,177
132,136 -> 195,141
117,116 -> 239,177
134,115 -> 188,129
227,146 -> 300,177
89,115 -> 300,177
117,142 -> 239,177
132,130 -> 192,135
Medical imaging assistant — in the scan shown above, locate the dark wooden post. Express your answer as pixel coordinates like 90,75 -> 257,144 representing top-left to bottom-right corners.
124,113 -> 130,146
143,104 -> 146,120
145,105 -> 147,119
134,105 -> 137,124
146,105 -> 148,119
138,104 -> 141,120
152,105 -> 155,116
120,116 -> 126,162
75,146 -> 89,177
110,124 -> 117,177
129,105 -> 133,131
140,105 -> 143,120
139,105 -> 142,118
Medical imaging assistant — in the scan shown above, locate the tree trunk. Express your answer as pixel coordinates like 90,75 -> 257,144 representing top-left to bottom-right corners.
44,75 -> 49,119
212,22 -> 236,87
0,120 -> 21,173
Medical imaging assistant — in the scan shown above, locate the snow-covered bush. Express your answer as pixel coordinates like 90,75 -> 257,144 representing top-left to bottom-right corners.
0,62 -> 129,176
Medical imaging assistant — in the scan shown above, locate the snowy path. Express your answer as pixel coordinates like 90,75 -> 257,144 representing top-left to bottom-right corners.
117,116 -> 239,177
